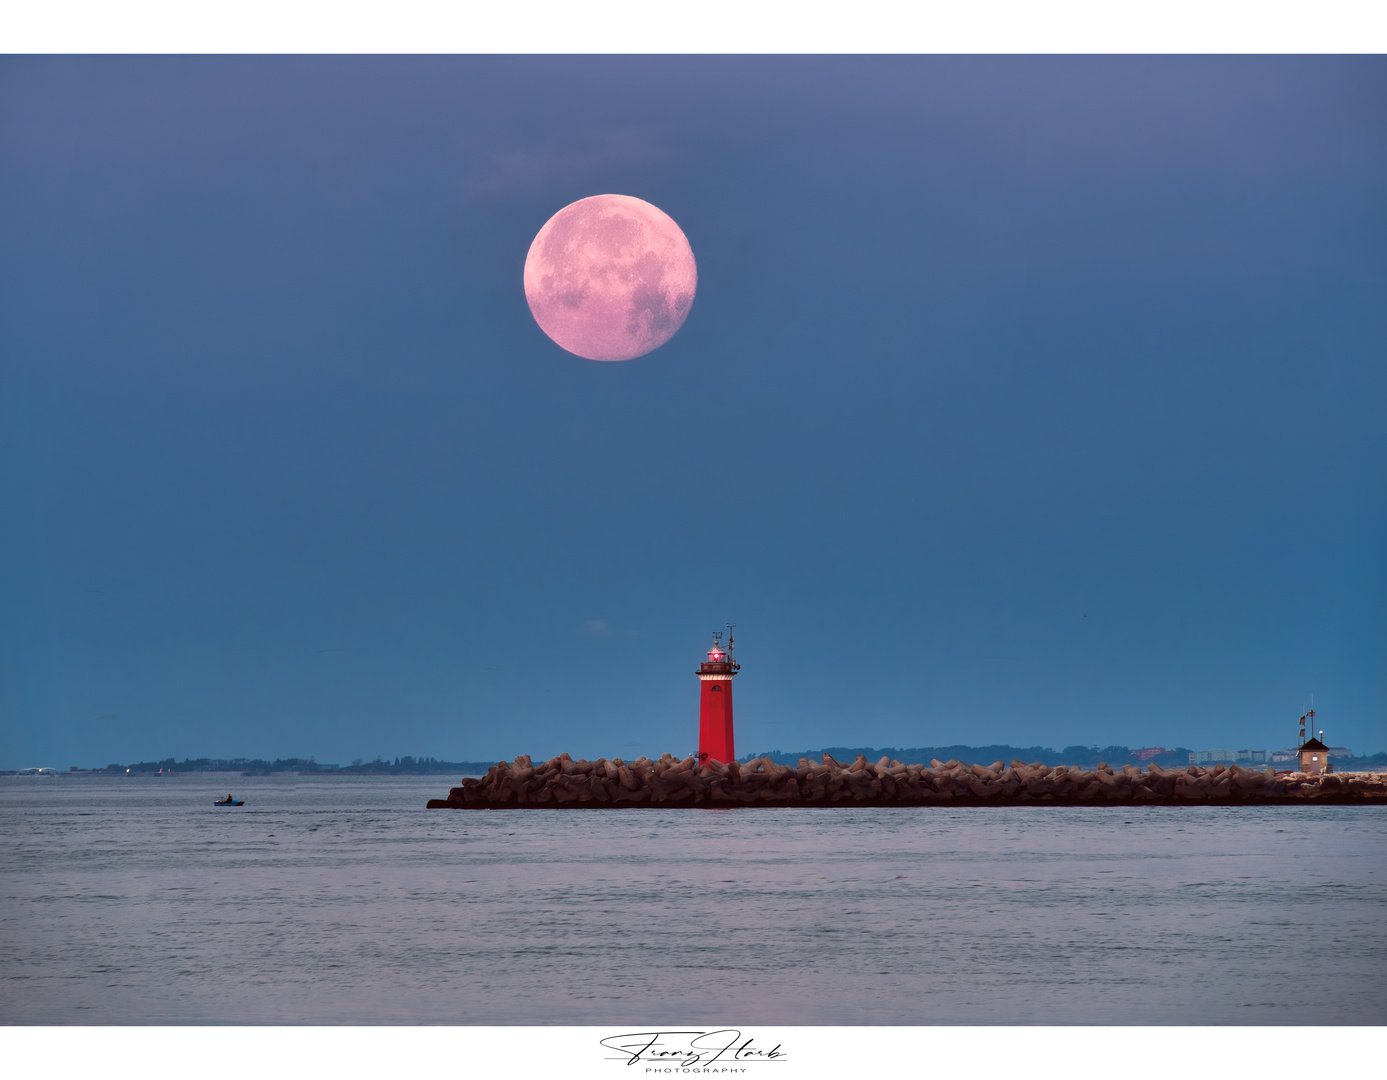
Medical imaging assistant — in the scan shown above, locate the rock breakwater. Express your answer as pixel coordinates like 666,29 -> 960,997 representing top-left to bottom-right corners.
426,753 -> 1387,808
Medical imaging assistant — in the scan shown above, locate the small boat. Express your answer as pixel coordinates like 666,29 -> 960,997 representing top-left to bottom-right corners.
213,797 -> 244,806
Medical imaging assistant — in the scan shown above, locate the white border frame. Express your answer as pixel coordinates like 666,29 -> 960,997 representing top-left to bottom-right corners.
3,1 -> 1386,53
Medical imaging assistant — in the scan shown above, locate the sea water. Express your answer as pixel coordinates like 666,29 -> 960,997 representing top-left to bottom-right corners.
1,773 -> 1384,1025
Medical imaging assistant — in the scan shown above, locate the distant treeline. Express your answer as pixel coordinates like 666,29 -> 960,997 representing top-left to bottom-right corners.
1332,752 -> 1387,771
742,744 -> 1194,770
742,745 -> 1387,771
72,755 -> 498,776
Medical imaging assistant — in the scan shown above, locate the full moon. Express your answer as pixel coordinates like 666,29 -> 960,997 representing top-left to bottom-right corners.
523,194 -> 697,362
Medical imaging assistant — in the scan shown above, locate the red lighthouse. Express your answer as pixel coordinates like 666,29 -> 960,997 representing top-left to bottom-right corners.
697,626 -> 739,767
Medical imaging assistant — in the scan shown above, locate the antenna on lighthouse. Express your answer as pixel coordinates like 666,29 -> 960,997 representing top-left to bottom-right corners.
726,623 -> 735,653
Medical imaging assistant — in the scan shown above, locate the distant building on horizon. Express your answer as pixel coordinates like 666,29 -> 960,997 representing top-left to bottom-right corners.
1132,747 -> 1172,761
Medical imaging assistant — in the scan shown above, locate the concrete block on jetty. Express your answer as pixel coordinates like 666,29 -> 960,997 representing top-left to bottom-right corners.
425,753 -> 1387,808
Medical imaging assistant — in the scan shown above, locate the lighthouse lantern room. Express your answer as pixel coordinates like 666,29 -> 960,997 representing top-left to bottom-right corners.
697,626 -> 739,767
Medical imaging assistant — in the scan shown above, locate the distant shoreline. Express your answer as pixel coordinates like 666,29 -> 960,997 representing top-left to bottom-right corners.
8,743 -> 1384,777
0,755 -> 496,777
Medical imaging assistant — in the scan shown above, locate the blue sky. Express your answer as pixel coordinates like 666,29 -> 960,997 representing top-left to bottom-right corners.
2,56 -> 1384,767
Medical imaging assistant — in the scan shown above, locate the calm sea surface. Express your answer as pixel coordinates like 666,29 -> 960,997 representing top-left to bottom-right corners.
1,773 -> 1384,1025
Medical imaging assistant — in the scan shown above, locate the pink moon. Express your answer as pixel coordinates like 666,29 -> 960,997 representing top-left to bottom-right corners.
523,194 -> 697,362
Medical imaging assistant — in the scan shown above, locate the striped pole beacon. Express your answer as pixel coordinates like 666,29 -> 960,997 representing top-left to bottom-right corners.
696,625 -> 739,767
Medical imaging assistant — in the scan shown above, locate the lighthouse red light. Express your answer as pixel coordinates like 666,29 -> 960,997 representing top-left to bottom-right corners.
696,630 -> 739,767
